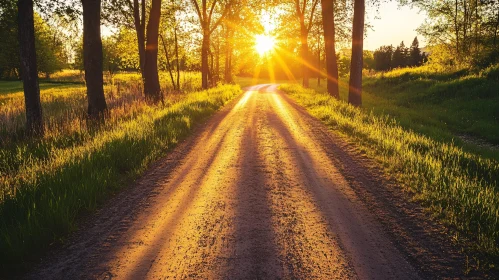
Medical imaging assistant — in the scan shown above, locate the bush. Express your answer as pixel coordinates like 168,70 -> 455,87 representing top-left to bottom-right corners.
481,64 -> 499,81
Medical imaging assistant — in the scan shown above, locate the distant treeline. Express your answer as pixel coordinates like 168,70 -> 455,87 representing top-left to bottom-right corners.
373,37 -> 428,71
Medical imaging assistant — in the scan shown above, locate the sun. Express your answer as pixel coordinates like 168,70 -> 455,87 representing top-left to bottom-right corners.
255,34 -> 276,56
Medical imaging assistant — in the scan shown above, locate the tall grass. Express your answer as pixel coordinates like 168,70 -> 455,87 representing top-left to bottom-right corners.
296,66 -> 499,161
0,81 -> 241,267
362,66 -> 499,146
45,69 -> 203,92
280,84 -> 499,259
0,71 -> 204,181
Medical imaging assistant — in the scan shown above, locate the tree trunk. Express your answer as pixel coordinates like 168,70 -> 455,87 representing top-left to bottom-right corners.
18,0 -> 43,136
300,24 -> 310,88
209,49 -> 214,86
321,0 -> 340,98
463,0 -> 468,53
494,8 -> 499,46
455,0 -> 460,55
82,0 -> 107,120
201,31 -> 210,89
174,25 -> 180,90
215,36 -> 220,85
224,27 -> 233,83
348,0 -> 364,107
133,0 -> 146,80
144,0 -> 162,103
317,47 -> 321,86
160,34 -> 176,90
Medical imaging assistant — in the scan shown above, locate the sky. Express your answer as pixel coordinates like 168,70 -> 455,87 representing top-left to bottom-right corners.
103,2 -> 427,51
364,1 -> 427,51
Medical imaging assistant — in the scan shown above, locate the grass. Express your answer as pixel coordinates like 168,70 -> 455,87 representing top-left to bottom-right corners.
41,69 -> 203,91
0,72 -> 241,270
0,71 -> 203,145
280,83 -> 499,266
300,66 -> 499,160
361,66 -> 499,146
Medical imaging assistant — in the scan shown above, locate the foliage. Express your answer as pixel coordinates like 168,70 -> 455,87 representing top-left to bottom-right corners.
0,4 -> 67,79
373,37 -> 426,71
481,63 -> 499,81
392,41 -> 408,68
74,28 -> 140,74
409,37 -> 424,67
0,1 -> 19,79
405,0 -> 499,68
280,83 -> 499,260
373,45 -> 393,71
34,14 -> 68,77
104,29 -> 140,72
337,50 -> 375,76
0,80 -> 242,267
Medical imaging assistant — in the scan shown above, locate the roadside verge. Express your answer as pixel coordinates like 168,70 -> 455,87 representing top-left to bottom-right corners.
0,85 -> 242,271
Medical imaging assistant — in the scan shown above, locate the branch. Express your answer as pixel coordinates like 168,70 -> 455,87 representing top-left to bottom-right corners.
208,0 -> 219,24
295,0 -> 302,17
141,0 -> 146,29
209,1 -> 232,34
191,0 -> 203,23
126,0 -> 134,10
307,0 -> 319,33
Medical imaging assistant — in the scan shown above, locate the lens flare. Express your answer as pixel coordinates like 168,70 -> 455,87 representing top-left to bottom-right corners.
255,34 -> 276,56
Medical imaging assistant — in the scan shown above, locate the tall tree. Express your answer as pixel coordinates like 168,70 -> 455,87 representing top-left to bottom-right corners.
392,41 -> 407,68
294,0 -> 320,88
410,37 -> 422,67
133,0 -> 146,80
373,45 -> 393,71
81,0 -> 107,120
18,0 -> 44,136
223,20 -> 234,83
222,6 -> 238,84
143,0 -> 162,102
190,0 -> 233,89
316,26 -> 321,86
222,0 -> 256,84
132,0 -> 147,80
406,0 -> 499,67
321,0 -> 339,98
495,5 -> 499,46
348,0 -> 364,107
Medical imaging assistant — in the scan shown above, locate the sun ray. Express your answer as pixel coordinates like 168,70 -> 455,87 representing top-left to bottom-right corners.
273,51 -> 297,82
276,46 -> 349,90
255,35 -> 276,56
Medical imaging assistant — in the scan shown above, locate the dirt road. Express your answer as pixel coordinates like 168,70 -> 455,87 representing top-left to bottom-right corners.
28,85 -> 472,279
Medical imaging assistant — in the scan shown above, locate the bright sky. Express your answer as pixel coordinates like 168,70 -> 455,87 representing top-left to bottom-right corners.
103,3 -> 427,51
365,2 -> 427,50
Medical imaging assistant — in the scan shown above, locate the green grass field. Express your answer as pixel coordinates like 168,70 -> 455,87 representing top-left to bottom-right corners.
0,72 -> 241,269
280,81 -> 499,267
333,67 -> 498,157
